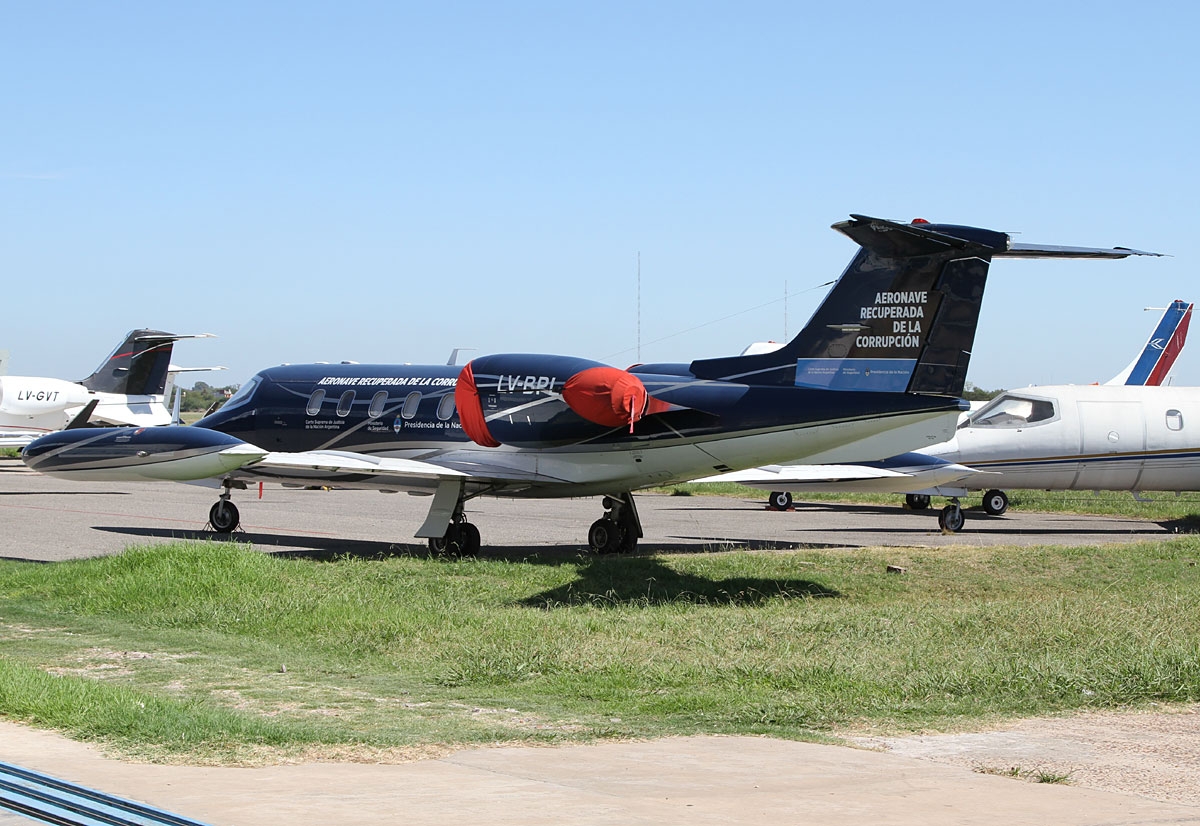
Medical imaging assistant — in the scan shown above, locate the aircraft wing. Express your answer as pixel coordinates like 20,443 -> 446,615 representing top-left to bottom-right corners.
236,450 -> 471,492
693,454 -> 992,494
0,433 -> 37,448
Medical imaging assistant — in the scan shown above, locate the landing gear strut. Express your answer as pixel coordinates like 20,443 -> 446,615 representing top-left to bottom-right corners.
588,493 -> 642,554
428,491 -> 481,556
208,480 -> 241,533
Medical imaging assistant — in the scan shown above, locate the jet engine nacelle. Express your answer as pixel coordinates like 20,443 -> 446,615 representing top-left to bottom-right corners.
456,354 -> 672,448
0,376 -> 91,427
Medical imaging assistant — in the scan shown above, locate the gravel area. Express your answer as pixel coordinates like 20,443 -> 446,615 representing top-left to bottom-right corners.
853,704 -> 1200,807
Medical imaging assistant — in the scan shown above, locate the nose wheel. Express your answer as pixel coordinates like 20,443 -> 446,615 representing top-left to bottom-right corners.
208,496 -> 240,533
938,499 -> 965,533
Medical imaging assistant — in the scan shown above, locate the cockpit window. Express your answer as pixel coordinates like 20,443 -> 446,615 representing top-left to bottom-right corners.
222,376 -> 261,412
965,393 -> 1057,429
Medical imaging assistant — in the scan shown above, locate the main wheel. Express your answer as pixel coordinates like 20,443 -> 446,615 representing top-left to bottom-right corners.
588,518 -> 626,554
982,489 -> 1009,516
768,491 -> 793,510
459,522 -> 481,555
208,500 -> 240,533
938,503 -> 965,532
905,493 -> 931,510
429,522 -> 482,556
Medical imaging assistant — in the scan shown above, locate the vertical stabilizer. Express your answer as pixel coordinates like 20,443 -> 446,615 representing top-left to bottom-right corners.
1105,300 -> 1192,386
79,330 -> 185,396
688,215 -> 1160,397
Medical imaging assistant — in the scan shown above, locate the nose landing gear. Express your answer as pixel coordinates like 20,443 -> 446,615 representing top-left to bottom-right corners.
207,480 -> 241,533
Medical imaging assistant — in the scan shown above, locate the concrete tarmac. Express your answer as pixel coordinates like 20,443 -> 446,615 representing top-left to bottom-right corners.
2,723 -> 1199,826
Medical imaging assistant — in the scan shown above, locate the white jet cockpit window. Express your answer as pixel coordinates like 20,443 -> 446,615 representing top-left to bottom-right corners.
1167,409 -> 1184,431
221,376 -> 261,412
965,394 -> 1057,429
305,388 -> 326,416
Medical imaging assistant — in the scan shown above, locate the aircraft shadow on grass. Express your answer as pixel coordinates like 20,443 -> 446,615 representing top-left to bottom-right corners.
518,555 -> 840,609
86,526 -> 840,606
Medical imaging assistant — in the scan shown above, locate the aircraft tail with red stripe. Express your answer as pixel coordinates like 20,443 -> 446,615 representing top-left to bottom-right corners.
1105,300 -> 1192,386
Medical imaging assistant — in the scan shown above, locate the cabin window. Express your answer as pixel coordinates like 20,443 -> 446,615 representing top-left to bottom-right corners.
305,388 -> 326,416
436,392 -> 456,421
368,391 -> 388,419
401,391 -> 422,420
1166,409 -> 1184,431
336,390 -> 355,417
966,394 -> 1057,429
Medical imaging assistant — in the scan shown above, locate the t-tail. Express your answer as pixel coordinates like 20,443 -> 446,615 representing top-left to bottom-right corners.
1105,299 -> 1192,386
78,330 -> 214,396
687,215 -> 1161,395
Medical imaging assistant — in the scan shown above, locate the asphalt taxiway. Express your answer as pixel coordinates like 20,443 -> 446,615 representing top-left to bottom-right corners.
0,458 -> 1186,562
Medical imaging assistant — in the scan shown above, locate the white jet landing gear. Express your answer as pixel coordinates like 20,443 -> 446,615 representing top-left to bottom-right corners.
767,491 -> 793,510
938,498 -> 965,532
208,480 -> 241,533
588,493 -> 642,554
982,489 -> 1009,516
905,493 -> 931,510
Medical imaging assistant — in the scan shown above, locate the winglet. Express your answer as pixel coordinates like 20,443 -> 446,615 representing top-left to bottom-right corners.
1106,300 -> 1193,386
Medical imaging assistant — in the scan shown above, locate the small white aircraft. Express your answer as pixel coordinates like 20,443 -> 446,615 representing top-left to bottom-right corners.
0,329 -> 223,447
702,300 -> 1193,531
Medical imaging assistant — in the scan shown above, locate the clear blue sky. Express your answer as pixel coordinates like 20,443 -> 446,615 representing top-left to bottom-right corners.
3,1 -> 1197,391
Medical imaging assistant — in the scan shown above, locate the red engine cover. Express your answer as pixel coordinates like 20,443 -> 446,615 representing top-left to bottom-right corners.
454,362 -> 501,447
562,366 -> 671,431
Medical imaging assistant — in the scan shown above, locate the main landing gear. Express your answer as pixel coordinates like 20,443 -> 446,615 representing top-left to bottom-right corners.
767,491 -> 794,511
982,488 -> 1009,516
428,490 -> 482,556
924,489 -> 1008,533
588,493 -> 642,554
208,480 -> 241,533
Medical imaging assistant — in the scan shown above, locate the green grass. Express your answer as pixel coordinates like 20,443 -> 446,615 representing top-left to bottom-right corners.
3,538 -> 1200,763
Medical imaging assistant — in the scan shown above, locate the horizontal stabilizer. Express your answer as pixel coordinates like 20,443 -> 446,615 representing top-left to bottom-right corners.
999,243 -> 1162,259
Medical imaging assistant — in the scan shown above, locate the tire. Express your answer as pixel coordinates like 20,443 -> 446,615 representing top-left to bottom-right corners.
588,518 -> 626,554
460,522 -> 481,555
905,493 -> 931,510
208,500 -> 240,533
768,491 -> 793,510
938,504 -> 965,533
982,489 -> 1009,516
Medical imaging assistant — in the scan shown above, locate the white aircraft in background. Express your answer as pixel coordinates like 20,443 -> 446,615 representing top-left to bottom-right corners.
701,300 -> 1193,531
0,329 -> 223,447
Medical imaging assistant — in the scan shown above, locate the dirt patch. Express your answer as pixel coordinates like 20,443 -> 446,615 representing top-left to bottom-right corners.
852,704 -> 1200,807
